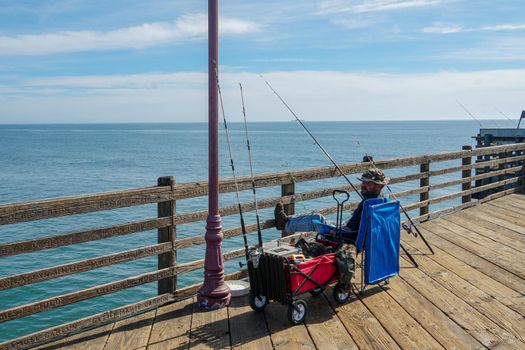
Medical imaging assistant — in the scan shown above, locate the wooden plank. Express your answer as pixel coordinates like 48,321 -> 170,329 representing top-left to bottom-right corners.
503,193 -> 525,203
228,296 -> 273,350
468,206 -> 525,233
0,294 -> 173,350
147,297 -> 193,350
0,267 -> 175,323
0,243 -> 172,290
397,258 -> 523,349
33,323 -> 114,350
436,217 -> 525,256
0,218 -> 169,258
357,285 -> 444,349
476,204 -> 525,228
104,310 -> 156,349
303,294 -> 358,350
326,290 -> 400,350
505,194 -> 525,204
399,241 -> 525,343
263,302 -> 316,350
490,197 -> 525,212
423,220 -> 525,279
448,208 -> 525,242
415,224 -> 525,295
382,276 -> 483,349
444,214 -> 525,254
0,187 -> 171,225
401,229 -> 525,317
188,299 -> 230,350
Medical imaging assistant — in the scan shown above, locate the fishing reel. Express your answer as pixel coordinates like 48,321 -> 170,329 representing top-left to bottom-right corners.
239,247 -> 262,269
402,222 -> 418,237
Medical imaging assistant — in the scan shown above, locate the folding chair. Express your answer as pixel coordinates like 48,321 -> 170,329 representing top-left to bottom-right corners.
354,198 -> 402,293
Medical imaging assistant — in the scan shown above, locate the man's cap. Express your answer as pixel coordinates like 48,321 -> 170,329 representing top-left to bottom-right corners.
358,168 -> 389,185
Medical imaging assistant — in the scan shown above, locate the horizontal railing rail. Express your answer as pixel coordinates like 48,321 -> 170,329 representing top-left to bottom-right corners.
1,142 -> 524,350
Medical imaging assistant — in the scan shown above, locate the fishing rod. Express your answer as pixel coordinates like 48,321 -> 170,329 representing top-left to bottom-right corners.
261,75 -> 432,256
215,68 -> 250,260
259,74 -> 363,200
353,139 -> 434,255
456,100 -> 483,127
239,83 -> 264,249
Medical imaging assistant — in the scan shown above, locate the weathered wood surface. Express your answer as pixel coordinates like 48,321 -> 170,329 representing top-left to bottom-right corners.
0,217 -> 170,257
0,268 -> 175,323
0,243 -> 172,290
0,294 -> 173,350
12,193 -> 525,350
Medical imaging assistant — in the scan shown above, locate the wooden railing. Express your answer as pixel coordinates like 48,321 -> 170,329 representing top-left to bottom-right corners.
1,143 -> 525,349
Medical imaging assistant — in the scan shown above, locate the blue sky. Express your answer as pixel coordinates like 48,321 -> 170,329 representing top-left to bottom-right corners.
1,0 -> 524,123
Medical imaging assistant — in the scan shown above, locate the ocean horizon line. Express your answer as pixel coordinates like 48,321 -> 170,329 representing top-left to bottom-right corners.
0,118 -> 511,126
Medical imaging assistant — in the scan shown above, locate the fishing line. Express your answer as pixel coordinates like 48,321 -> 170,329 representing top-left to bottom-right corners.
352,137 -> 434,254
215,68 -> 249,259
456,100 -> 483,127
239,83 -> 263,249
259,74 -> 363,200
495,107 -> 514,124
261,74 -> 432,255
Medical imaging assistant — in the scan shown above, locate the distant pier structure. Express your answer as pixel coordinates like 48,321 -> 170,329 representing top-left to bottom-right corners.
473,110 -> 525,199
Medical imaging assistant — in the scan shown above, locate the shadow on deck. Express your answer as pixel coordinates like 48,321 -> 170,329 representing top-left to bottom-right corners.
36,193 -> 525,350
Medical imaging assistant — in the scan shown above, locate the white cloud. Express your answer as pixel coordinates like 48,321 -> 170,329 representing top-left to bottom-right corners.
319,0 -> 444,14
446,37 -> 525,61
423,22 -> 525,34
422,24 -> 463,34
331,17 -> 379,29
0,14 -> 262,56
2,69 -> 525,123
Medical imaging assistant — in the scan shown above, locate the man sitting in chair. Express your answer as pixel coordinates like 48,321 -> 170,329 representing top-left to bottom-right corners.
274,168 -> 389,242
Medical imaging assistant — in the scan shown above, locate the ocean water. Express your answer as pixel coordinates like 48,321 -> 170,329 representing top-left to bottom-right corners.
0,120 -> 500,341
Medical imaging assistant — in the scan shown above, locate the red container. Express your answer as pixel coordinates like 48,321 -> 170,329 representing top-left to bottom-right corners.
289,253 -> 338,294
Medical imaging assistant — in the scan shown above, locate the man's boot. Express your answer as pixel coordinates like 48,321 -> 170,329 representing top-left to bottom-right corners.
274,203 -> 291,230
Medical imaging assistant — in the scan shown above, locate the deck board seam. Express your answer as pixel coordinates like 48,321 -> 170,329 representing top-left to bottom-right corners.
322,294 -> 361,350
354,290 -> 405,350
376,281 -> 448,349
398,250 -> 525,346
402,234 -> 525,317
440,216 -> 525,254
422,222 -> 525,281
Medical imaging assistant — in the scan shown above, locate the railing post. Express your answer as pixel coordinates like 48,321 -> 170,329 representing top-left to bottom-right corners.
281,179 -> 295,237
462,145 -> 472,203
157,176 -> 176,295
419,161 -> 430,216
497,151 -> 507,193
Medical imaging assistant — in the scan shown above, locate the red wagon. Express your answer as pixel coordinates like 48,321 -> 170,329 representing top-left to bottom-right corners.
248,248 -> 350,324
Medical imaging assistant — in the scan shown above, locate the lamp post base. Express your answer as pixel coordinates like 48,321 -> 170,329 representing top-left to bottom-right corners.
197,214 -> 231,310
196,289 -> 231,310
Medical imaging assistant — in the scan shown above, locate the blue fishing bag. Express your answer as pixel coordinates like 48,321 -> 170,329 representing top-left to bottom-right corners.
356,198 -> 400,285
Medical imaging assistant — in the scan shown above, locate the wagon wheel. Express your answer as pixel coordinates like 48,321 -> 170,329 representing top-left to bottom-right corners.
333,283 -> 350,304
249,292 -> 268,312
287,300 -> 307,324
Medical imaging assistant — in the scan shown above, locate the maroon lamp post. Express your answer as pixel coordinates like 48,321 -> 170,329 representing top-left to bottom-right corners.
196,0 -> 231,309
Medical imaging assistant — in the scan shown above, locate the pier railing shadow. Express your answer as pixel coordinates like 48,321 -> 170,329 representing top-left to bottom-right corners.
1,142 -> 524,349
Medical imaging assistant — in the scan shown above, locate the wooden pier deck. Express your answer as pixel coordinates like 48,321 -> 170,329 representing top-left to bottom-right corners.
36,193 -> 525,350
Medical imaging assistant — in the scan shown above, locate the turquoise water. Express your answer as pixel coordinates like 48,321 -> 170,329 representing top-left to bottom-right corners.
0,120 -> 498,341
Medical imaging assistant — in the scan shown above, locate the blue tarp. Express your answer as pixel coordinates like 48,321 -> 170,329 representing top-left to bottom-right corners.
356,199 -> 400,285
